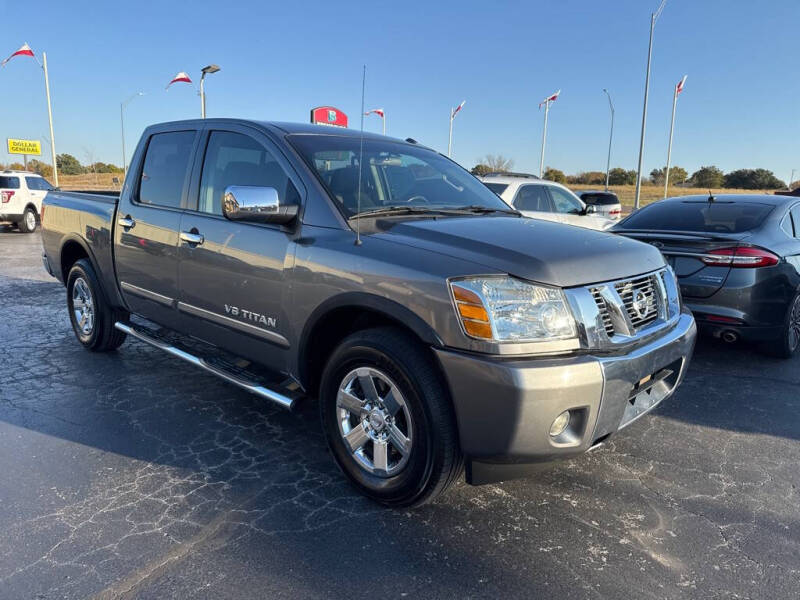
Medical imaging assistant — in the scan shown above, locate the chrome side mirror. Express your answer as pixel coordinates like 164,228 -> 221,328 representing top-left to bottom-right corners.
222,185 -> 298,225
584,204 -> 598,215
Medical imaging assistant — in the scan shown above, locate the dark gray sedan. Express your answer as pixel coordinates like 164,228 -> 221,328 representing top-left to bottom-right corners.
614,194 -> 800,357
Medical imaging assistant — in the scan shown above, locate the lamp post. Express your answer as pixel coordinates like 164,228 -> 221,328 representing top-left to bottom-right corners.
200,64 -> 220,118
603,89 -> 615,191
120,92 -> 144,178
634,0 -> 668,210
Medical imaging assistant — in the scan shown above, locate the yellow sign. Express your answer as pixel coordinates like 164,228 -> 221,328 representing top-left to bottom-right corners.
7,138 -> 42,156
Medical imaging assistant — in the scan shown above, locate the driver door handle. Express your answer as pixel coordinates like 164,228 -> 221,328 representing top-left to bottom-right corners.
180,231 -> 204,245
118,216 -> 135,229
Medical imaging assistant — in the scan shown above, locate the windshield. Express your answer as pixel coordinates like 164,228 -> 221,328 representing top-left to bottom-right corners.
617,200 -> 773,233
289,135 -> 511,218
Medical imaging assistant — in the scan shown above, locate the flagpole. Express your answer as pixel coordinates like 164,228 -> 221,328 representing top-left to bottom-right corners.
539,100 -> 549,178
448,108 -> 454,157
603,89 -> 614,191
663,84 -> 679,199
382,115 -> 386,136
42,52 -> 58,187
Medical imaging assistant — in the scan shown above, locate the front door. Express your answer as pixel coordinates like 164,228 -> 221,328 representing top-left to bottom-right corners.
176,127 -> 302,370
114,129 -> 197,320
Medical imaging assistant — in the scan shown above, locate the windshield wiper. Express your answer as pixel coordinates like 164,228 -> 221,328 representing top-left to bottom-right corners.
453,205 -> 521,216
349,205 -> 452,220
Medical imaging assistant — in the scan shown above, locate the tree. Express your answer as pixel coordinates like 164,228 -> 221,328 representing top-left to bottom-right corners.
543,167 -> 566,184
471,164 -> 492,176
27,159 -> 53,178
9,162 -> 25,171
688,165 -> 724,188
724,168 -> 785,190
90,162 -> 123,174
608,168 -> 637,186
650,166 -> 688,185
572,171 -> 606,185
57,153 -> 85,175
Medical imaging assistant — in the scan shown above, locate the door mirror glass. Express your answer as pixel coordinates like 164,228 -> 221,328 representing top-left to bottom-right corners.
222,185 -> 298,224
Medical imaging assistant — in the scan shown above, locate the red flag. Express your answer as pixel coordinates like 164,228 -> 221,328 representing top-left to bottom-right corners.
539,89 -> 560,109
166,71 -> 192,89
676,75 -> 687,96
451,100 -> 466,118
1,43 -> 35,67
364,108 -> 385,118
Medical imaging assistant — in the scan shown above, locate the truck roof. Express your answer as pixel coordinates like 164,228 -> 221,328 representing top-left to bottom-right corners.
147,118 -> 420,146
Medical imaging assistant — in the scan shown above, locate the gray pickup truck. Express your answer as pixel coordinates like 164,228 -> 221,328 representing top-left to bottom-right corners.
41,119 -> 696,506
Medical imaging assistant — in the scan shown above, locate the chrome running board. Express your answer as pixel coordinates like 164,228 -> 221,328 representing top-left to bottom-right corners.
115,321 -> 299,410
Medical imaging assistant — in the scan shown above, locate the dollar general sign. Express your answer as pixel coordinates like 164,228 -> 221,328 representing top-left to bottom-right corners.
7,138 -> 42,155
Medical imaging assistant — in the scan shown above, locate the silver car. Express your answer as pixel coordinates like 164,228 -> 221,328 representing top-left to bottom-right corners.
480,173 -> 614,230
578,190 -> 623,220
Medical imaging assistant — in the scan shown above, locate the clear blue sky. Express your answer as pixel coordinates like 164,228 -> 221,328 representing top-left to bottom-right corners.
1,0 -> 798,181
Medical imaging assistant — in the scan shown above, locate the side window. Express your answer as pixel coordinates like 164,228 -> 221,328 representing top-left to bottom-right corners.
548,186 -> 584,214
26,177 -> 52,191
791,206 -> 800,239
513,184 -> 552,212
0,176 -> 21,189
138,131 -> 195,209
782,213 -> 794,236
198,131 -> 299,215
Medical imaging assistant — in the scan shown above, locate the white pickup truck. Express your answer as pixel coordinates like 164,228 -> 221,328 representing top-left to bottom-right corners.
0,170 -> 54,233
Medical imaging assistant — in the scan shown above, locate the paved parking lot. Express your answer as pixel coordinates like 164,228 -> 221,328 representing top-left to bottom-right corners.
1,228 -> 798,599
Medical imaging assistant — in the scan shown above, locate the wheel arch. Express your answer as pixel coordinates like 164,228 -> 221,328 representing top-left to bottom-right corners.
59,235 -> 97,284
298,293 -> 445,395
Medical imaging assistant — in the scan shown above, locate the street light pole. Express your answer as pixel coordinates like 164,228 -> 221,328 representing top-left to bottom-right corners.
603,89 -> 614,191
539,99 -> 550,179
120,92 -> 144,179
41,52 -> 58,188
199,64 -> 220,118
634,0 -> 667,210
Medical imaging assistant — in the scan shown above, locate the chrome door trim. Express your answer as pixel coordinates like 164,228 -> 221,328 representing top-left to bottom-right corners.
120,281 -> 175,307
177,301 -> 290,348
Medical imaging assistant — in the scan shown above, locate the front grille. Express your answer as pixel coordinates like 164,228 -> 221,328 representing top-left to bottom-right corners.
591,288 -> 615,336
590,272 -> 663,338
615,275 -> 659,329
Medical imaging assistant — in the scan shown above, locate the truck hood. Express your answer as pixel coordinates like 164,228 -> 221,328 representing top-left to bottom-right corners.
371,216 -> 665,287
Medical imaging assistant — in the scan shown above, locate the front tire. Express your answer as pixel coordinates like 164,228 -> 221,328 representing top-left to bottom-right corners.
763,291 -> 800,359
66,259 -> 128,352
19,207 -> 37,233
320,327 -> 462,507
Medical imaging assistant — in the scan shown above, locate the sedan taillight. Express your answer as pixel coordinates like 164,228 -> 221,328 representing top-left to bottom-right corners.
701,247 -> 779,268
1,190 -> 14,203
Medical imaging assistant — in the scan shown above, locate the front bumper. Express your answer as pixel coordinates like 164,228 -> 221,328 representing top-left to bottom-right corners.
435,310 -> 696,484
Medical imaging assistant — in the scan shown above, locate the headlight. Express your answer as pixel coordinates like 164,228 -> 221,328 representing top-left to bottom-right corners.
449,276 -> 577,342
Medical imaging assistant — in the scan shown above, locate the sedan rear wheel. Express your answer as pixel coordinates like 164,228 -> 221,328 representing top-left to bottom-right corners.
764,291 -> 800,359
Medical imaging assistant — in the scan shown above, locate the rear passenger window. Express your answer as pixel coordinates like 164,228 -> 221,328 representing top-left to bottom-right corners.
138,131 -> 195,208
0,176 -> 20,189
514,185 -> 551,212
197,131 -> 299,215
791,206 -> 800,238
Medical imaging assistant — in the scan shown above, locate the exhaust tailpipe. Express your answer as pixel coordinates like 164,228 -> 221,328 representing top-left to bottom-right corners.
721,330 -> 738,344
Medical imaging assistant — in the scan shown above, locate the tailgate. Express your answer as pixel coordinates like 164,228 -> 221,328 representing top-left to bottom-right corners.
617,231 -> 750,298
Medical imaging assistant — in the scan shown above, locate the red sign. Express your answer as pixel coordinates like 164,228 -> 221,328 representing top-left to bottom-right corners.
310,106 -> 348,128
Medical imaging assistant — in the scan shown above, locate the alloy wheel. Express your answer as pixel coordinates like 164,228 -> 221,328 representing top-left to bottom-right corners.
336,367 -> 413,477
788,295 -> 800,351
72,277 -> 95,336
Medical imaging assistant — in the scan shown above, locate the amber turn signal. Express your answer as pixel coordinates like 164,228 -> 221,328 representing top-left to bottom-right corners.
452,283 -> 493,340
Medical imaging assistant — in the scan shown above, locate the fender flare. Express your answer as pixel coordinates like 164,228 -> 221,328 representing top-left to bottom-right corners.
297,292 -> 445,383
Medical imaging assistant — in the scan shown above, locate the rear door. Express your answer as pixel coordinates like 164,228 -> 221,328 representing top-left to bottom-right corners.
114,129 -> 199,320
176,125 -> 302,368
512,183 -> 558,223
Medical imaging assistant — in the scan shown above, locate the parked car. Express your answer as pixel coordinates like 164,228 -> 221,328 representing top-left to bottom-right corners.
577,190 -> 622,220
479,173 -> 614,230
0,170 -> 54,233
41,119 -> 695,506
614,194 -> 800,357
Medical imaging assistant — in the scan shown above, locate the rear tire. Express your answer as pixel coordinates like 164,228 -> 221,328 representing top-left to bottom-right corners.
320,327 -> 462,507
19,207 -> 37,233
66,259 -> 128,352
762,291 -> 800,359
